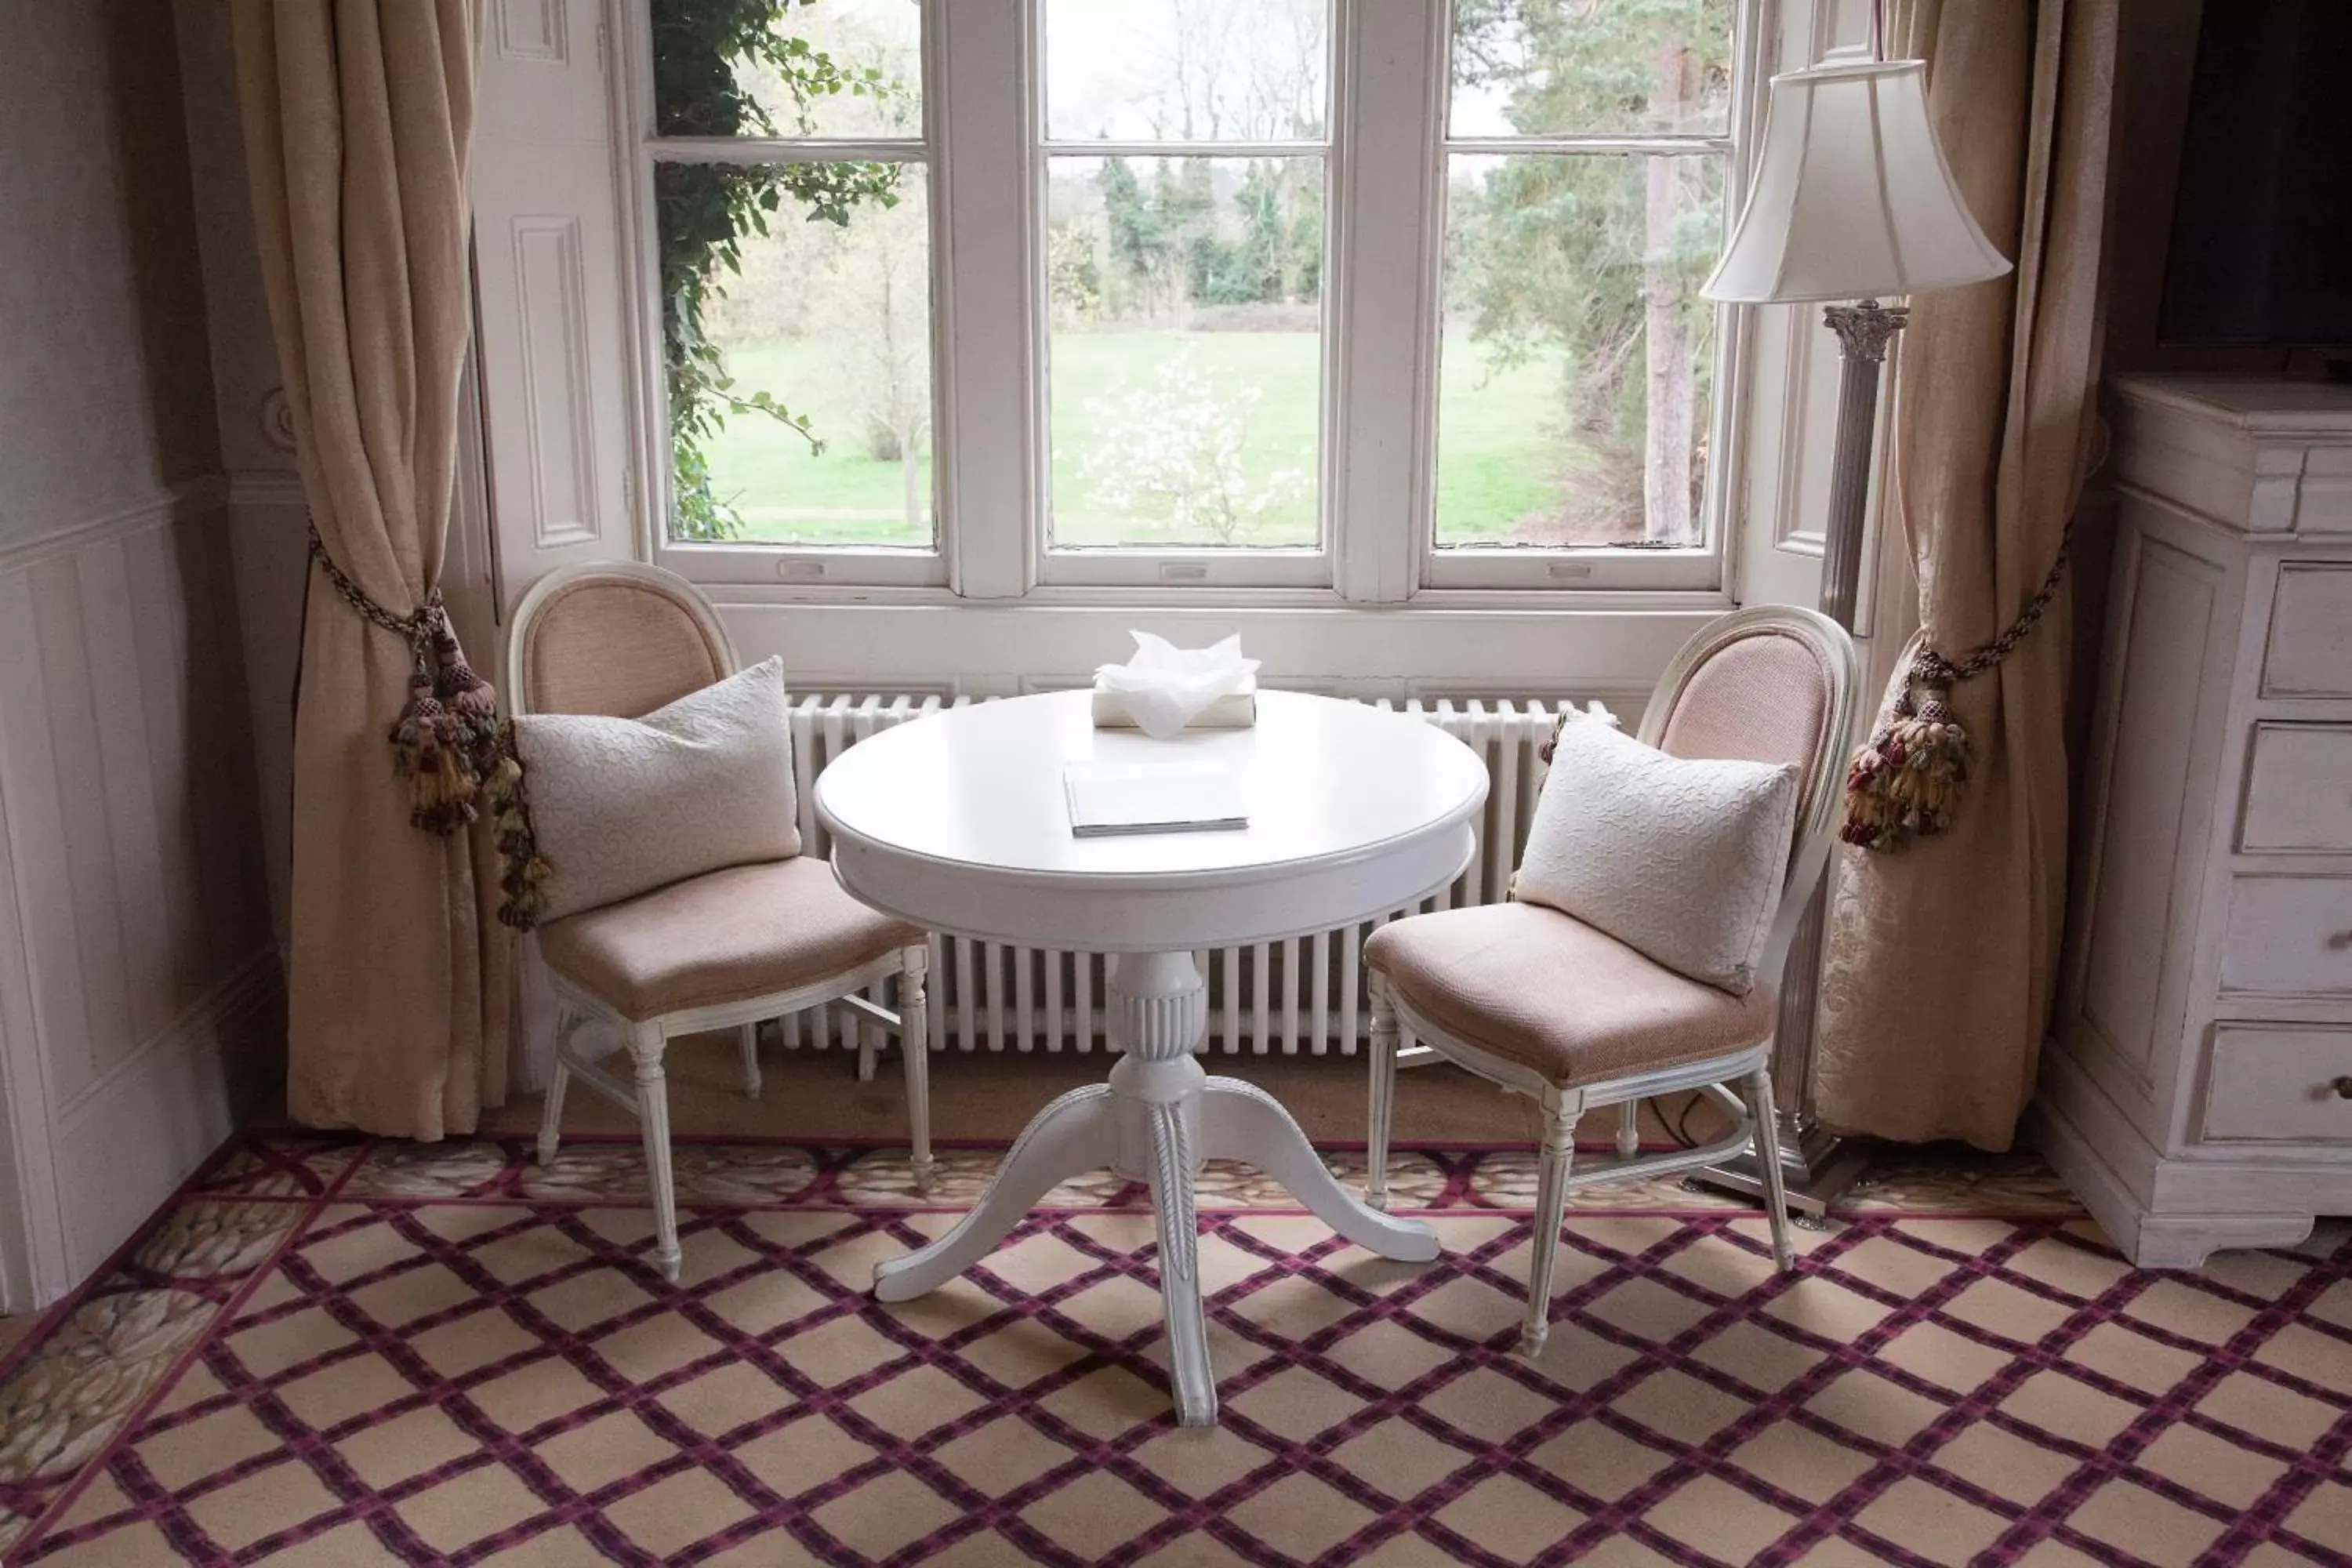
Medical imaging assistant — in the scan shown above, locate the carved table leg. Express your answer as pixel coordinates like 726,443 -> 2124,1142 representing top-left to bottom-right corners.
875,1086 -> 1120,1307
1199,1077 -> 1441,1263
873,1084 -> 1116,1302
875,947 -> 1426,1427
1097,951 -> 1215,1424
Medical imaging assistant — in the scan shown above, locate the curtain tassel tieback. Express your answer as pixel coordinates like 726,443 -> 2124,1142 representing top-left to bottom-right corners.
307,523 -> 549,927
307,524 -> 546,925
486,717 -> 552,932
307,519 -> 503,832
1840,517 -> 2076,854
1840,651 -> 1969,851
387,629 -> 495,834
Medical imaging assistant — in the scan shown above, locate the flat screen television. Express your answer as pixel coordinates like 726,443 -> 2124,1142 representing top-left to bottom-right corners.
2158,0 -> 2352,349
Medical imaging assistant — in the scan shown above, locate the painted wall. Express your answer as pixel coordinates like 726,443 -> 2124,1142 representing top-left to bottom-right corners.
0,0 -> 278,1307
2100,0 -> 2335,379
171,0 -> 309,947
0,0 -> 221,546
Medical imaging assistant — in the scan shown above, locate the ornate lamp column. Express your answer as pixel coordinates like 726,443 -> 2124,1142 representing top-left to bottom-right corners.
1700,299 -> 1904,1218
1692,58 -> 2010,1218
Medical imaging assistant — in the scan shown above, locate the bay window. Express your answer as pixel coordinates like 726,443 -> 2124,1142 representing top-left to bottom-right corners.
1431,0 -> 1737,590
620,0 -> 1768,601
642,0 -> 941,586
1037,0 -> 1331,587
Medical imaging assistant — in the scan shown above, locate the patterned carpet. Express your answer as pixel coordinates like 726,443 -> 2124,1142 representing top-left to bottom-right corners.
0,1134 -> 2347,1566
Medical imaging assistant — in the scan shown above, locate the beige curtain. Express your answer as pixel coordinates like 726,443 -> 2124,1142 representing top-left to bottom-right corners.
234,1 -> 506,1138
1814,0 -> 2118,1150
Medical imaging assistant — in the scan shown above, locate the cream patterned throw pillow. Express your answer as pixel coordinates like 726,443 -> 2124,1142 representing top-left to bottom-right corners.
1513,716 -> 1798,995
514,658 -> 800,922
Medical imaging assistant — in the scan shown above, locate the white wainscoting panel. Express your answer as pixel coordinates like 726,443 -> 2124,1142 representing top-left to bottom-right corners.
0,485 -> 278,1305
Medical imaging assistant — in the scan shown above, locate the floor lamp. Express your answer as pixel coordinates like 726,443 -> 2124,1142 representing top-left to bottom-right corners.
1693,58 -> 2012,1217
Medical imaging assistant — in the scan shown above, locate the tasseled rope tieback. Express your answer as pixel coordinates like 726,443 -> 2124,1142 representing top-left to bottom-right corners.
1840,519 -> 2075,854
307,523 -> 549,927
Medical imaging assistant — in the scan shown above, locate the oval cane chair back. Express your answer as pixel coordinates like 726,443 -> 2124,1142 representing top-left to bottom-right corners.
1635,605 -> 1860,996
504,562 -> 740,720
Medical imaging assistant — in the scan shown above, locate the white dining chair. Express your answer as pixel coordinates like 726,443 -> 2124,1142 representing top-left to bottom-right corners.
505,562 -> 933,1280
1363,605 -> 1860,1354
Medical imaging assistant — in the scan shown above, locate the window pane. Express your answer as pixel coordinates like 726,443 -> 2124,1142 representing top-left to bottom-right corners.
1450,0 -> 1734,139
1044,0 -> 1327,142
1433,153 -> 1723,549
659,162 -> 933,546
1046,155 -> 1323,550
652,0 -> 920,140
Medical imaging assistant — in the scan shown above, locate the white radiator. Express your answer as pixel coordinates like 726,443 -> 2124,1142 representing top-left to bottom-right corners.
777,693 -> 1611,1057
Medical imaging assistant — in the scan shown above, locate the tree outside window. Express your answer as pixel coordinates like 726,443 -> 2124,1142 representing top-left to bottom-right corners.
652,0 -> 931,546
1439,0 -> 1734,550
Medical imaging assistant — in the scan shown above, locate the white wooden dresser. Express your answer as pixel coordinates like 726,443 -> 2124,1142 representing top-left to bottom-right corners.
2039,373 -> 2352,1267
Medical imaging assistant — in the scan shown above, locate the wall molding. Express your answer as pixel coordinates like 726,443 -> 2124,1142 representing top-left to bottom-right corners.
0,474 -> 229,576
226,469 -> 307,510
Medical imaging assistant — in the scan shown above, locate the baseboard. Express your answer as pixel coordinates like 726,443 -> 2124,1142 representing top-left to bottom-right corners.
2024,1094 -> 2147,1262
2031,1048 -> 2339,1269
41,949 -> 283,1298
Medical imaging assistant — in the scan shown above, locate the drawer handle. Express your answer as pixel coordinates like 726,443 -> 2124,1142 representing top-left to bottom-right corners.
2336,1076 -> 2352,1100
2332,930 -> 2352,953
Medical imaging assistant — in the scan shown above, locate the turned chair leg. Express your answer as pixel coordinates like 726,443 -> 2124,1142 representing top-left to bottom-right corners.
1615,1101 -> 1640,1160
536,1005 -> 578,1167
1744,1065 -> 1796,1272
1366,979 -> 1399,1211
737,1021 -> 763,1098
1521,1098 -> 1576,1358
627,1022 -> 683,1283
901,946 -> 935,1189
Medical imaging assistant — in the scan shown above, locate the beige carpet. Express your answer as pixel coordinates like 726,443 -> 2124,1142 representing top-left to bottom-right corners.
4,1129 -> 2346,1565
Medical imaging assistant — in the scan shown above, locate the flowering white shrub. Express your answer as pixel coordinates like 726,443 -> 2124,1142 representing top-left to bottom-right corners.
1080,347 -> 1308,543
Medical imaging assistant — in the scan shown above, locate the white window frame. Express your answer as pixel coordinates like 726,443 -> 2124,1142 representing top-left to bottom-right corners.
614,0 -> 1788,605
1415,0 -> 1762,593
629,0 -> 952,590
1027,5 -> 1341,592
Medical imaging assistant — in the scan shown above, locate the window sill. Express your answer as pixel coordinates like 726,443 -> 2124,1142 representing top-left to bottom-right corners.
687,586 -> 1740,700
687,580 -> 1737,614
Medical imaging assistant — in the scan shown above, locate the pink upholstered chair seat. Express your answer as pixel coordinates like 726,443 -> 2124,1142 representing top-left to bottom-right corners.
538,858 -> 924,1024
1363,902 -> 1773,1089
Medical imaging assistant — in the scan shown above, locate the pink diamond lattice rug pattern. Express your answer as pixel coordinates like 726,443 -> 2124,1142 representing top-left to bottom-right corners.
0,1134 -> 2344,1565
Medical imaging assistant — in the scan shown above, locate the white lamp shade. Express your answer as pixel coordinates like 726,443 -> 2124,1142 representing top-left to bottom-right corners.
1703,59 -> 2012,304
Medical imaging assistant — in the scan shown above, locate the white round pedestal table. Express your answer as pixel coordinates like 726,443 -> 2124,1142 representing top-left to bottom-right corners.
814,690 -> 1489,1427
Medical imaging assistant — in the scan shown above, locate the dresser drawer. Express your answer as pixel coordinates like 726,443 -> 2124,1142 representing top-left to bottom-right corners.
2202,1025 -> 2352,1142
2220,877 -> 2352,996
2263,564 -> 2352,699
2241,723 -> 2352,851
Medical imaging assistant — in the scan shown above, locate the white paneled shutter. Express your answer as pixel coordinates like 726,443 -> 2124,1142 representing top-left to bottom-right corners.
470,0 -> 643,617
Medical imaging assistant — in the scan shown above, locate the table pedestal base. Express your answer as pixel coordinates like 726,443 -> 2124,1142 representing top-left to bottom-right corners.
872,950 -> 1439,1427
